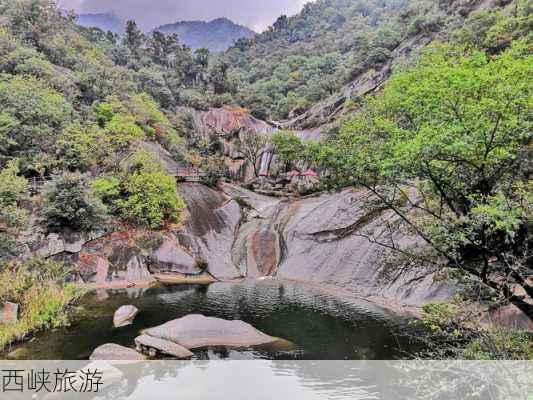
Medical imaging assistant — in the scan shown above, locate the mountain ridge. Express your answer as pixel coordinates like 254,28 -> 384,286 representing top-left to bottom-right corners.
77,12 -> 124,33
154,17 -> 255,51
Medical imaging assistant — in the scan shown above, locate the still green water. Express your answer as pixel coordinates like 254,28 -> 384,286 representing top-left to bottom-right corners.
6,280 -> 421,360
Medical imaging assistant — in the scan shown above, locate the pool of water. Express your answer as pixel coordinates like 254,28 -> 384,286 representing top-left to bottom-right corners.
6,280 -> 421,360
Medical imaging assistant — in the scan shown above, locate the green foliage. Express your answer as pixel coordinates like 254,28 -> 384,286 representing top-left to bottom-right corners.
0,258 -> 83,349
91,176 -> 121,205
235,131 -> 271,177
122,149 -> 165,175
55,122 -> 102,171
92,102 -> 114,127
455,8 -> 533,53
312,41 -> 532,314
104,113 -> 145,149
41,172 -> 108,232
0,74 -> 72,156
418,302 -> 532,360
115,171 -> 186,229
271,131 -> 305,170
225,0 -> 455,119
0,160 -> 28,260
92,151 -> 186,229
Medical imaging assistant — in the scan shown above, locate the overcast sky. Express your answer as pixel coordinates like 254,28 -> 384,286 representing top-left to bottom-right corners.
57,0 -> 310,32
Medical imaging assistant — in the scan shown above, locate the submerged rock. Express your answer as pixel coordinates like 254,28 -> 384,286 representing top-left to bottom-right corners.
90,343 -> 146,362
143,314 -> 280,349
135,334 -> 194,359
113,305 -> 139,328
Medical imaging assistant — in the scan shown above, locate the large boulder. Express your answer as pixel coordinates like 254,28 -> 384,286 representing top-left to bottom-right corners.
90,343 -> 146,362
113,305 -> 139,328
142,314 -> 279,349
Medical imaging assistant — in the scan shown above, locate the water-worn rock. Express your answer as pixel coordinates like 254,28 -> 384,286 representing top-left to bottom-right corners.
20,228 -> 105,259
113,305 -> 139,328
150,236 -> 198,274
0,302 -> 19,325
135,334 -> 193,358
221,183 -> 451,306
143,314 -> 279,349
125,256 -> 154,282
177,183 -> 243,279
90,343 -> 146,361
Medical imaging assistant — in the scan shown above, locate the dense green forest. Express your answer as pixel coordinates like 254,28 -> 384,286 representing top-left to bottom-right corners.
224,0 -> 532,120
0,0 -> 531,358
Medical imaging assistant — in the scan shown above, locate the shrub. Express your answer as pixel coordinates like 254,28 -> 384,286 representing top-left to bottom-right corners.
92,101 -> 114,127
91,176 -> 122,206
116,171 -> 186,229
418,302 -> 533,360
41,172 -> 108,232
272,131 -> 305,171
55,122 -> 102,171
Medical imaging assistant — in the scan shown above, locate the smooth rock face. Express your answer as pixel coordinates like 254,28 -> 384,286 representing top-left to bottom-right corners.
177,183 -> 242,279
0,302 -> 19,325
113,305 -> 139,328
135,335 -> 194,359
220,183 -> 452,306
125,256 -> 154,282
90,343 -> 146,361
143,314 -> 279,349
150,236 -> 198,274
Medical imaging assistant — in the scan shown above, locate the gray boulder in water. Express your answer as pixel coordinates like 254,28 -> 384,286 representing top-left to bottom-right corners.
143,314 -> 279,349
90,343 -> 146,362
113,305 -> 139,328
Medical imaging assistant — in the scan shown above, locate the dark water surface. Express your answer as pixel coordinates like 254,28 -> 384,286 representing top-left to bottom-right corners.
7,280 -> 420,360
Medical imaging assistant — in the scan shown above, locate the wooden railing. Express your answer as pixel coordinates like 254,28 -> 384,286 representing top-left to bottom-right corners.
176,167 -> 207,182
28,176 -> 51,195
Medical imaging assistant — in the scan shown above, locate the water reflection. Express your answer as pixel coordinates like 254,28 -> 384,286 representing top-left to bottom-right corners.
0,361 -> 528,400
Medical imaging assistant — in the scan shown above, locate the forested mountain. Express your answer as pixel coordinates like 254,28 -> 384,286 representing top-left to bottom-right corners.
155,18 -> 255,52
77,12 -> 124,33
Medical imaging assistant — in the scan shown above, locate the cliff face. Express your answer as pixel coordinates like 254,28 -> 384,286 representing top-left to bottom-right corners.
182,106 -> 276,181
220,183 -> 451,306
19,181 -> 447,306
